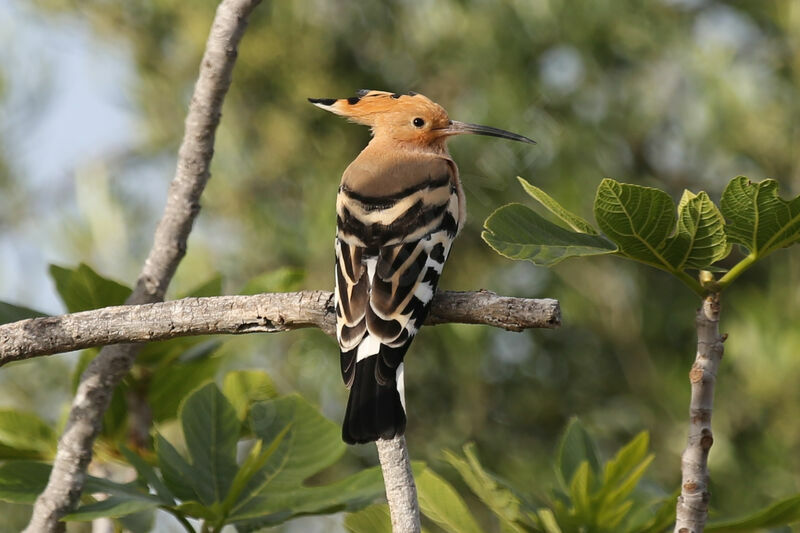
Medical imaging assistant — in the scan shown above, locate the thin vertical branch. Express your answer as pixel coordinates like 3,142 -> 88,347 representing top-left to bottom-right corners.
376,436 -> 421,533
674,294 -> 725,533
24,1 -> 262,530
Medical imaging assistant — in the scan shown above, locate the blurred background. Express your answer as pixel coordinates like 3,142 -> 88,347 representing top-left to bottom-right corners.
0,0 -> 798,530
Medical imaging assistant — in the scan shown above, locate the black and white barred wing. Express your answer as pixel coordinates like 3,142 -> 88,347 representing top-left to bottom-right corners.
336,231 -> 452,384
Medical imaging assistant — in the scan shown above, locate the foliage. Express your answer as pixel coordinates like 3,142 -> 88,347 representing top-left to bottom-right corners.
484,176 -> 800,295
346,420 -> 800,533
0,380 -> 385,531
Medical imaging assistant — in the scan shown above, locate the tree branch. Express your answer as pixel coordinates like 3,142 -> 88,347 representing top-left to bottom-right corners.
23,1 -> 262,530
0,291 -> 559,364
674,293 -> 725,533
377,436 -> 421,533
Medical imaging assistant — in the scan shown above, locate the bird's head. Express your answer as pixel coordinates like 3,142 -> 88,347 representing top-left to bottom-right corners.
309,90 -> 535,150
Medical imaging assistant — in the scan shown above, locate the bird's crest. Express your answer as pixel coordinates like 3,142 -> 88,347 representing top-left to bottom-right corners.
308,90 -> 448,128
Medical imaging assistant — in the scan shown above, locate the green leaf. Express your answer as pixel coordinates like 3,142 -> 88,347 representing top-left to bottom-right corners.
0,409 -> 57,459
48,263 -> 131,313
345,504 -> 393,533
721,176 -> 800,258
227,395 -> 384,527
63,496 -> 160,521
444,443 -> 528,533
518,177 -> 599,234
483,203 -> 617,266
0,460 -> 159,520
417,466 -> 483,533
568,461 -> 593,520
594,179 -> 677,270
222,370 -> 279,423
0,301 -> 46,325
179,383 -> 240,506
239,267 -> 306,294
555,418 -> 600,492
155,433 -> 202,503
706,494 -> 800,531
233,466 -> 385,531
147,343 -> 223,422
632,492 -> 678,533
222,424 -> 291,514
119,445 -> 175,505
602,432 -> 649,491
0,461 -> 52,504
246,395 -> 344,487
537,509 -> 564,533
662,190 -> 729,270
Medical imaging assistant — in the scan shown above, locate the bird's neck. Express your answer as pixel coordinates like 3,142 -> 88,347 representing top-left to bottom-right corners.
366,135 -> 450,157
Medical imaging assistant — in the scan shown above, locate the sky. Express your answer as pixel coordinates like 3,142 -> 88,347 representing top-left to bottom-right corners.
0,0 -> 136,314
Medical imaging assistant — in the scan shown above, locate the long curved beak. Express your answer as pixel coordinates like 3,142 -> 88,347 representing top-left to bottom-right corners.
441,120 -> 536,144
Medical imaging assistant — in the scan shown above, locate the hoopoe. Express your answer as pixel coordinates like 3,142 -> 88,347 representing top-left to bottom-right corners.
310,90 -> 535,444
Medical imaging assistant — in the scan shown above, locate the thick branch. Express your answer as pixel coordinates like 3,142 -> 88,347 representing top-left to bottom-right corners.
0,291 -> 559,363
377,437 -> 421,533
674,294 -> 725,533
24,1 -> 261,530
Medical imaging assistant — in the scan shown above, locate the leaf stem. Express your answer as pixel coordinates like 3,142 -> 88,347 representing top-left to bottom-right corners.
674,270 -> 705,297
717,253 -> 757,290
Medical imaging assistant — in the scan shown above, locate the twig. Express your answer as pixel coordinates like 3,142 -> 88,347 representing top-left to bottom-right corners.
23,1 -> 262,530
0,291 -> 559,363
674,294 -> 725,533
377,436 -> 421,533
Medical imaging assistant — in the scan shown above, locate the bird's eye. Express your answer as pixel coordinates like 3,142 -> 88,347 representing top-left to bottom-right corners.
412,117 -> 425,128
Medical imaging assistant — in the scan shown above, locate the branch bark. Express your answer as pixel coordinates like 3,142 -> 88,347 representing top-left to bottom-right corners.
674,294 -> 725,533
0,291 -> 560,363
23,1 -> 262,530
377,436 -> 421,533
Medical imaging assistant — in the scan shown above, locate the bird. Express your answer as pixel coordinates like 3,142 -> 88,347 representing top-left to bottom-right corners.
309,90 -> 535,444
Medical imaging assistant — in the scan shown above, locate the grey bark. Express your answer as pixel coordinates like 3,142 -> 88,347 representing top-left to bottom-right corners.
23,1 -> 262,530
0,291 -> 560,364
674,294 -> 725,533
377,437 -> 421,533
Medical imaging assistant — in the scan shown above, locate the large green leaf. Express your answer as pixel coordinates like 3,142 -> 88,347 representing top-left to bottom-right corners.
155,433 -> 203,503
594,179 -> 677,269
0,409 -> 57,459
595,179 -> 729,274
518,177 -> 599,234
0,460 -> 161,521
119,445 -> 175,505
222,370 -> 279,424
179,383 -> 240,506
48,263 -> 131,313
416,466 -> 483,533
63,496 -> 161,521
483,203 -> 617,266
344,504 -> 393,533
148,354 -> 223,422
706,494 -> 800,531
0,461 -> 52,504
444,443 -> 529,533
226,395 -> 383,526
555,418 -> 600,492
662,190 -> 729,270
0,301 -> 46,325
721,176 -> 800,258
